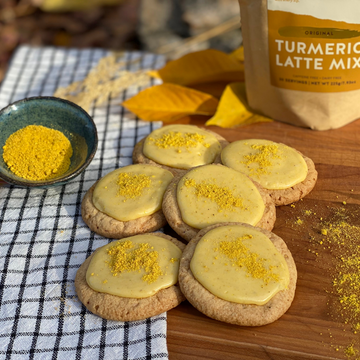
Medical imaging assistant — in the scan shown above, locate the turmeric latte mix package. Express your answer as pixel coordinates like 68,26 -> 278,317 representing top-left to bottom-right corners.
238,0 -> 360,130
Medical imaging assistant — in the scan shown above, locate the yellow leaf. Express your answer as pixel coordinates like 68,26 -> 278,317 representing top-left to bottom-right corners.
205,82 -> 272,128
156,49 -> 244,86
188,82 -> 230,99
147,69 -> 161,79
229,46 -> 244,63
122,83 -> 219,122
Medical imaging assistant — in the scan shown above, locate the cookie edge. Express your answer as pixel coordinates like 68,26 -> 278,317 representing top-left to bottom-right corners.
132,126 -> 229,175
81,182 -> 167,239
75,232 -> 186,322
162,164 -> 276,242
179,222 -> 297,326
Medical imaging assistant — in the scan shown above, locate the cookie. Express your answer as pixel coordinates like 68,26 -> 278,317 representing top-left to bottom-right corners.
179,222 -> 297,326
162,164 -> 276,242
81,164 -> 174,238
132,124 -> 229,174
75,232 -> 186,322
267,155 -> 317,206
221,139 -> 318,206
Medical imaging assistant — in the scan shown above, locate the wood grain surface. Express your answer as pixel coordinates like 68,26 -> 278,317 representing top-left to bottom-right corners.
164,117 -> 360,360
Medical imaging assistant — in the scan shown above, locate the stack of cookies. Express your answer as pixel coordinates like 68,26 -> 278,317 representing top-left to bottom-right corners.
76,124 -> 318,325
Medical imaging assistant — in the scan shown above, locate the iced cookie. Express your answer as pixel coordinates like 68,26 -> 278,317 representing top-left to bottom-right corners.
162,164 -> 275,242
81,164 -> 174,238
179,222 -> 297,326
221,139 -> 317,206
132,124 -> 229,174
75,233 -> 186,321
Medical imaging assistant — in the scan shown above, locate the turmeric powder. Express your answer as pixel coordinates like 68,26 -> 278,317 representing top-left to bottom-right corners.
216,235 -> 280,284
148,131 -> 210,150
183,177 -> 246,211
116,172 -> 151,199
3,125 -> 73,181
241,143 -> 281,177
106,240 -> 163,284
289,204 -> 360,356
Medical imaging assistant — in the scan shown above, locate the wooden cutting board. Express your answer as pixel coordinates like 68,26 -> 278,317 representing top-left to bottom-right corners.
165,117 -> 360,360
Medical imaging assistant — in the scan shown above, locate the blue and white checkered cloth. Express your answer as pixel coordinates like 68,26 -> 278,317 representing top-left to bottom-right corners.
0,45 -> 168,360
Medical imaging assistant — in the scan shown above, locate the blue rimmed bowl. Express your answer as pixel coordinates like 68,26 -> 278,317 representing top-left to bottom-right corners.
0,96 -> 98,188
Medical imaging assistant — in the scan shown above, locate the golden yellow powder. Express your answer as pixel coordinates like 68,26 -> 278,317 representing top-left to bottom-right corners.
215,235 -> 280,284
149,131 -> 210,150
184,178 -> 246,211
311,212 -> 360,328
3,125 -> 73,181
106,240 -> 162,283
345,344 -> 357,357
291,205 -> 360,355
116,172 -> 151,199
241,143 -> 281,177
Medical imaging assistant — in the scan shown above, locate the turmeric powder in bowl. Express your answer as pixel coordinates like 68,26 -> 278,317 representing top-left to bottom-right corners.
3,125 -> 73,181
0,96 -> 97,188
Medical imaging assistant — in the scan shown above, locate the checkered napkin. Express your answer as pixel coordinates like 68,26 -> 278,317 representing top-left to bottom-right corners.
0,45 -> 169,360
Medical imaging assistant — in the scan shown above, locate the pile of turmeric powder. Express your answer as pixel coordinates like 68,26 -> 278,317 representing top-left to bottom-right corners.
3,125 -> 73,181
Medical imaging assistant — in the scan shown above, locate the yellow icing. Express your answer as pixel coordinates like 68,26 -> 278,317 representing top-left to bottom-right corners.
221,139 -> 308,190
177,164 -> 265,229
143,124 -> 222,169
86,234 -> 182,298
190,225 -> 290,305
92,164 -> 173,221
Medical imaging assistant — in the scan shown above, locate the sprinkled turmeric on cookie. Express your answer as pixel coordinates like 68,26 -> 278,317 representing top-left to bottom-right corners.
116,172 -> 151,199
215,235 -> 280,284
241,143 -> 281,176
148,131 -> 210,150
183,178 -> 246,211
106,240 -> 162,283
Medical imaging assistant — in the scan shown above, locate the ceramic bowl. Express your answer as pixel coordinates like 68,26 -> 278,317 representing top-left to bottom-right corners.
0,96 -> 98,188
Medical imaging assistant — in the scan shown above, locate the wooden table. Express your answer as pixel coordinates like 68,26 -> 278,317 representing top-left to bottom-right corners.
165,117 -> 360,360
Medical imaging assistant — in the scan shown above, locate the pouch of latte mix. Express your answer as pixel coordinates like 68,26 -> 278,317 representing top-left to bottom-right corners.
238,0 -> 360,130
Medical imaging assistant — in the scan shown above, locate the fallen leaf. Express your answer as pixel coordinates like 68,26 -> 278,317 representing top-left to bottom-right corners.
205,82 -> 272,128
122,83 -> 219,122
152,49 -> 244,86
229,46 -> 244,63
187,82 -> 230,99
147,69 -> 161,79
